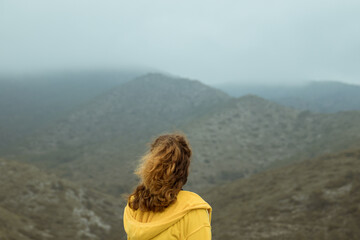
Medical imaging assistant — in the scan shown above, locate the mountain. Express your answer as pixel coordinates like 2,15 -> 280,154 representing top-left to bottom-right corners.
3,73 -> 360,197
0,70 -> 142,150
273,81 -> 360,113
2,73 -> 360,239
3,73 -> 231,195
183,95 -> 360,191
213,81 -> 360,113
0,158 -> 126,240
204,148 -> 360,240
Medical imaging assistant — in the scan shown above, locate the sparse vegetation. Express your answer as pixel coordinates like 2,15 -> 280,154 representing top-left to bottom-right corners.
1,73 -> 360,239
204,149 -> 360,240
0,158 -> 126,240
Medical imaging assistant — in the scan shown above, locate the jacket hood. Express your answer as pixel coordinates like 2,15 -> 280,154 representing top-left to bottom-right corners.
123,190 -> 212,240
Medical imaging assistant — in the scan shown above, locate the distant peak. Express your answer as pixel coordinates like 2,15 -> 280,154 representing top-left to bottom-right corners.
238,94 -> 266,102
124,72 -> 230,99
132,72 -> 206,86
309,80 -> 359,87
135,72 -> 175,80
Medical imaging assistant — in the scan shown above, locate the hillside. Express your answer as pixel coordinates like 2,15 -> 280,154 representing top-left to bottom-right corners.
183,95 -> 360,191
213,81 -> 360,113
204,148 -> 360,240
4,73 -> 231,195
0,70 -> 141,150
0,158 -> 126,240
4,74 -> 360,197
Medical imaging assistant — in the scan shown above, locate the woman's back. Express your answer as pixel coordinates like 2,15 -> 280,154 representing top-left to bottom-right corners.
123,133 -> 212,239
124,190 -> 211,240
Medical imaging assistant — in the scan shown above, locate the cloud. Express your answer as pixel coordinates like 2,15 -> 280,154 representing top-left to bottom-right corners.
0,0 -> 359,84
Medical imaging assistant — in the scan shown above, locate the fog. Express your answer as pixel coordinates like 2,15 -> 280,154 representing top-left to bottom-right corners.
1,0 -> 360,85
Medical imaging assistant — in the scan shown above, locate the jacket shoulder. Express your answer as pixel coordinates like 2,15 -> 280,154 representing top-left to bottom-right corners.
178,190 -> 207,202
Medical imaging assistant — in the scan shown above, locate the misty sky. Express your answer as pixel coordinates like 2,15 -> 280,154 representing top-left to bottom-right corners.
1,0 -> 360,85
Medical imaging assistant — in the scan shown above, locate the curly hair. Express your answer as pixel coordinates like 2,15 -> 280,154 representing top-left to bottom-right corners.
128,132 -> 192,212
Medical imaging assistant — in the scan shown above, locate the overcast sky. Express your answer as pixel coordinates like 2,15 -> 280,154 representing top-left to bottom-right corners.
1,0 -> 359,85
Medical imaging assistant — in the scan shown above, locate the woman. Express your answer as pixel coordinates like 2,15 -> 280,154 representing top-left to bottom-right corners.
123,133 -> 212,240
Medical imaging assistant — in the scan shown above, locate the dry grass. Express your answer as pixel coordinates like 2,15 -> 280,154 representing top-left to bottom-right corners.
204,148 -> 360,240
0,158 -> 126,240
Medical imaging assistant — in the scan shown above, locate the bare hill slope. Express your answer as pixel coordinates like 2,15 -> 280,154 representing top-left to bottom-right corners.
0,158 -> 126,240
204,148 -> 360,240
184,95 -> 360,191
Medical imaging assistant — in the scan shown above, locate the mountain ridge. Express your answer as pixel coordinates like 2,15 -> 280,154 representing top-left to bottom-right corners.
213,80 -> 360,113
3,73 -> 360,197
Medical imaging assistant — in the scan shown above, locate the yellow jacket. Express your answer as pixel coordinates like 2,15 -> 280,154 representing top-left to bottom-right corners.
123,190 -> 212,240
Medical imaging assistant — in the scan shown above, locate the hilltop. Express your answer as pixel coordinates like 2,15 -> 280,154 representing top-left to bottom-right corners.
214,81 -> 360,113
204,148 -> 360,239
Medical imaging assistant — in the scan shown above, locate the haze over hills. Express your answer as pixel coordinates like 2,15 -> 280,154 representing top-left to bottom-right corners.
0,158 -> 126,240
0,70 -> 143,150
205,148 -> 360,240
3,73 -> 360,197
273,81 -> 360,113
214,81 -> 360,113
1,72 -> 360,239
3,73 -> 231,195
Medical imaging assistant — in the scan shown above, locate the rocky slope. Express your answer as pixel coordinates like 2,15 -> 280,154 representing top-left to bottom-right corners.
0,158 -> 126,240
204,148 -> 360,240
183,95 -> 360,191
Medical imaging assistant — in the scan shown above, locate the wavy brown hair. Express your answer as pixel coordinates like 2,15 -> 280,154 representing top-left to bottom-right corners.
128,132 -> 192,212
